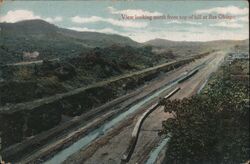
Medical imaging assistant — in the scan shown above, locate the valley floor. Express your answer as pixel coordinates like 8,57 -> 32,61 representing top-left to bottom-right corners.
61,51 -> 225,164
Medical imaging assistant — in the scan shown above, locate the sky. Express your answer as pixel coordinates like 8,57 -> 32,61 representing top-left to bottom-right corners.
0,0 -> 249,42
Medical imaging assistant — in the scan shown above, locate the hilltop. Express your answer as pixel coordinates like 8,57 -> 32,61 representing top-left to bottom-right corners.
0,19 -> 140,64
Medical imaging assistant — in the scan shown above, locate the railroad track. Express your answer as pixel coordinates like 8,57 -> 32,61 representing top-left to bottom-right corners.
121,87 -> 180,163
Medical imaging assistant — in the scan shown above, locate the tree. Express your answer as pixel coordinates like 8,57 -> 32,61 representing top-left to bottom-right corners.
161,61 -> 249,163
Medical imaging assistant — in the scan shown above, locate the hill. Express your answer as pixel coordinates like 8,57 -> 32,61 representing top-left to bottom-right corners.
144,38 -> 249,57
0,19 -> 140,64
144,38 -> 248,48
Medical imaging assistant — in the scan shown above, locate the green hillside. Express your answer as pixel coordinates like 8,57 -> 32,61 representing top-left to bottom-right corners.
0,19 -> 140,64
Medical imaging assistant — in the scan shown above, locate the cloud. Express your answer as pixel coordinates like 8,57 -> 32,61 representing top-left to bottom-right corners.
123,28 -> 248,43
166,20 -> 182,24
0,10 -> 63,23
71,16 -> 148,28
0,10 -> 41,23
238,15 -> 249,22
107,6 -> 162,16
71,16 -> 103,24
209,22 -> 243,28
184,21 -> 202,25
44,16 -> 63,23
67,27 -> 119,34
195,6 -> 248,15
166,20 -> 202,25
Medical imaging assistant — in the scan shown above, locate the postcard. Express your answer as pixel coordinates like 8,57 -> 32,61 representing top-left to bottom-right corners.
0,0 -> 249,164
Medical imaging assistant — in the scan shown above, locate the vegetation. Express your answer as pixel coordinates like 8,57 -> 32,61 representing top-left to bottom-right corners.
161,60 -> 249,163
0,19 -> 140,64
0,20 -> 180,106
0,44 -> 170,106
146,39 -> 249,57
1,20 -> 247,106
0,19 -> 248,151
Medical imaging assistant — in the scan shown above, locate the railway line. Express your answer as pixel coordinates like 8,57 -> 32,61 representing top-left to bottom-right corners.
121,87 -> 181,163
121,57 -> 213,163
62,51 -> 225,164
1,51 -> 224,164
43,54 -> 213,164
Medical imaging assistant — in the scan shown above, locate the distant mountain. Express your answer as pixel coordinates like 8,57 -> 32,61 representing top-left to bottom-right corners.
0,19 -> 140,64
59,28 -> 140,48
144,38 -> 198,47
144,38 -> 248,48
144,38 -> 249,57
